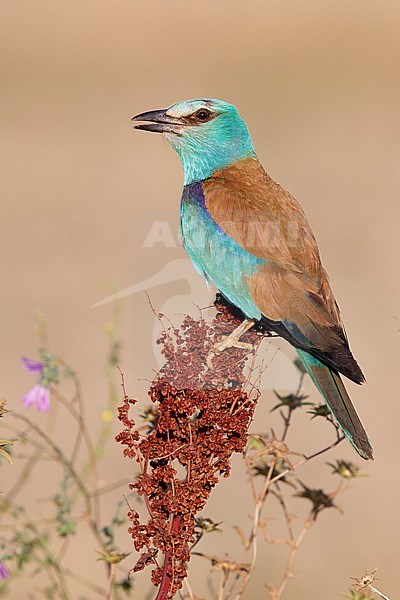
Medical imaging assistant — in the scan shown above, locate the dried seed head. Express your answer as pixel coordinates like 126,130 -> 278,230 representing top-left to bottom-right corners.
116,299 -> 261,597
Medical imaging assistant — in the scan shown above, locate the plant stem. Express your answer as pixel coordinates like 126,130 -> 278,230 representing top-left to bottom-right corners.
155,515 -> 181,600
107,563 -> 116,600
275,514 -> 313,597
10,412 -> 103,547
370,586 -> 391,600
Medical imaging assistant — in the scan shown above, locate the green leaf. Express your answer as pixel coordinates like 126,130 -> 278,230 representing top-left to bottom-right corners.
0,441 -> 14,466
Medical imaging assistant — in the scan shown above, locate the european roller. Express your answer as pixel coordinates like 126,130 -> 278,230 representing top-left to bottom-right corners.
132,99 -> 373,460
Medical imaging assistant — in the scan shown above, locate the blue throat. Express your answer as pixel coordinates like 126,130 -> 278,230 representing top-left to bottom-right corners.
177,141 -> 256,185
166,110 -> 256,184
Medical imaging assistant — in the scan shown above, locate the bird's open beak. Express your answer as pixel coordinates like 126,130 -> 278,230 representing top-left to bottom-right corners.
131,109 -> 184,134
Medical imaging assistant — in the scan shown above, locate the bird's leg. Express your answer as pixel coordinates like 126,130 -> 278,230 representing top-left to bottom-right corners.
215,319 -> 255,351
207,320 -> 256,368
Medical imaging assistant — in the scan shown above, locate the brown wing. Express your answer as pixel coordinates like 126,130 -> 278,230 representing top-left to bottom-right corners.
203,158 -> 320,273
203,157 -> 363,383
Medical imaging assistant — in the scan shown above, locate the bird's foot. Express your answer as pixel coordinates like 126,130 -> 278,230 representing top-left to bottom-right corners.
213,337 -> 254,352
206,320 -> 255,369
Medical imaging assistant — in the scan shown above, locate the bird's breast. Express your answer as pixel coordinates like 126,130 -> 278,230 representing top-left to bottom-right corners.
179,181 -> 263,320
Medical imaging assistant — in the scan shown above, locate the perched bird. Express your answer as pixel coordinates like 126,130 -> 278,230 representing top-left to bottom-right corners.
132,98 -> 373,460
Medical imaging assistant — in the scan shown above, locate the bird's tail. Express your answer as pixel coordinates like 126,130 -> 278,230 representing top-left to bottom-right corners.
297,349 -> 373,460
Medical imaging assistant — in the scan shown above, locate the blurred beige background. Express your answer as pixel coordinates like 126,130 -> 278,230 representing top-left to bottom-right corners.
1,1 -> 400,598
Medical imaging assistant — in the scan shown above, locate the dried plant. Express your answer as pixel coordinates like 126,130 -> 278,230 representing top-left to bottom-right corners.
116,298 -> 262,599
349,568 -> 391,600
116,296 -> 377,600
0,295 -> 385,599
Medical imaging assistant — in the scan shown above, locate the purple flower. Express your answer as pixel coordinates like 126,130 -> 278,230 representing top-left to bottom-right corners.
0,562 -> 9,580
21,384 -> 51,412
21,357 -> 44,374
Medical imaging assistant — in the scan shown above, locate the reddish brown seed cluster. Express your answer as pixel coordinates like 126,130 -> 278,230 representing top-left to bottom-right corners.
116,297 -> 262,599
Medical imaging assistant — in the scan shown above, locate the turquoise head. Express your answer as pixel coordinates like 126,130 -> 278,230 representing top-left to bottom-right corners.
132,99 -> 256,184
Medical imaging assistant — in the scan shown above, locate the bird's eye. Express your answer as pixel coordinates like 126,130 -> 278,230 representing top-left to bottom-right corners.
194,109 -> 212,122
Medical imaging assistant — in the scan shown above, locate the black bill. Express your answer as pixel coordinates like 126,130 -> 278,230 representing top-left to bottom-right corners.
131,109 -> 183,134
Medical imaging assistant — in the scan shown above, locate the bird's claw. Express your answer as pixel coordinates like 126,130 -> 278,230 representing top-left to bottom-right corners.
206,338 -> 254,369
